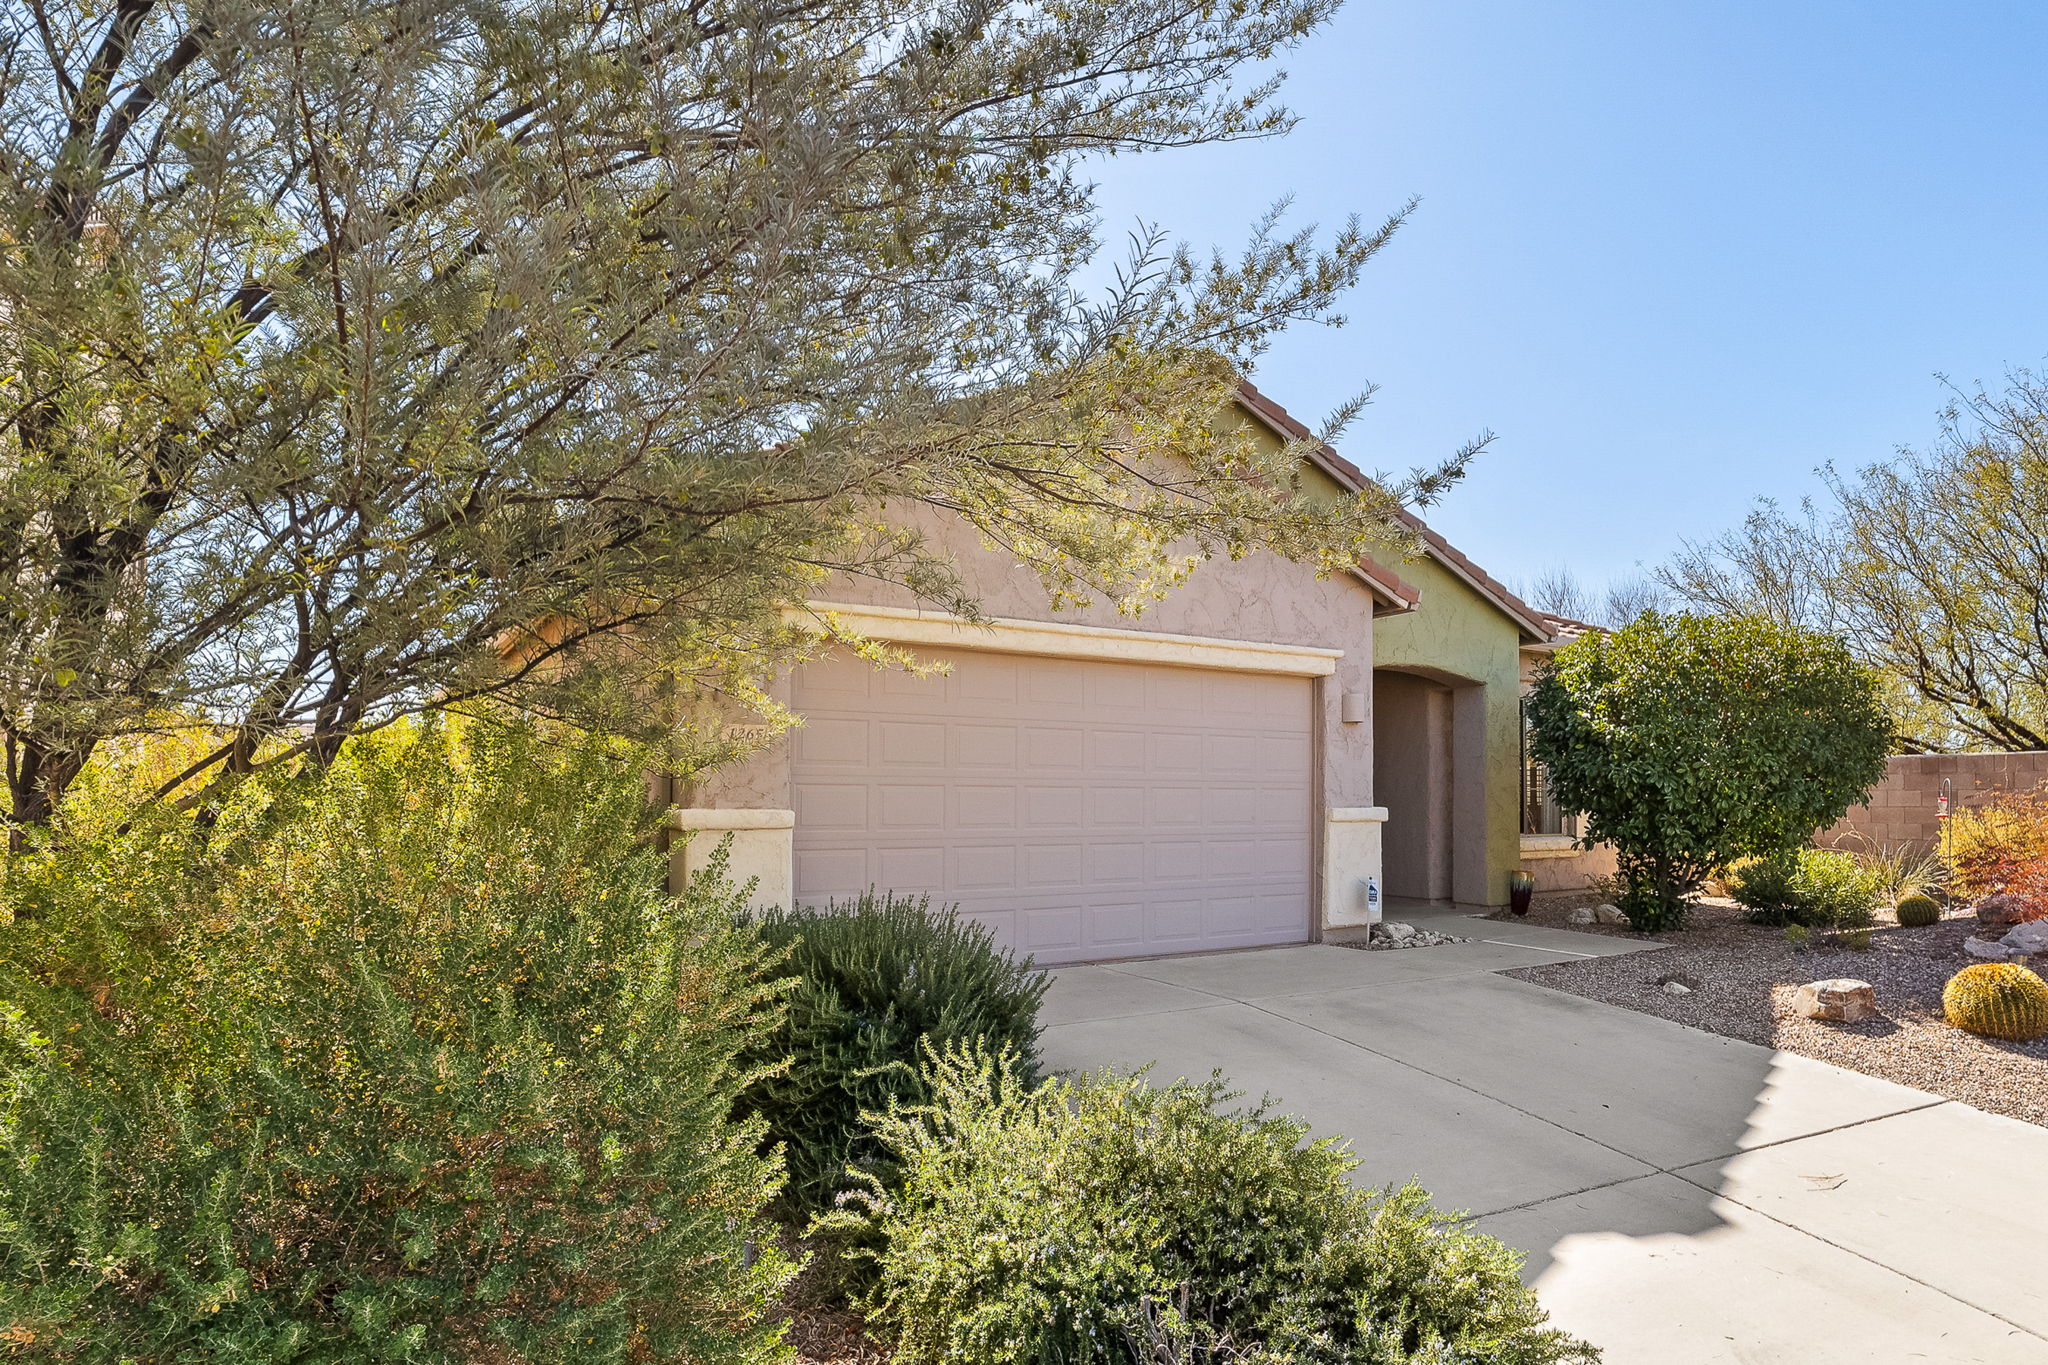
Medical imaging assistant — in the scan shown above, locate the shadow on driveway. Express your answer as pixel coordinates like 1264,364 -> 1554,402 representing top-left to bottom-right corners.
1037,929 -> 2048,1364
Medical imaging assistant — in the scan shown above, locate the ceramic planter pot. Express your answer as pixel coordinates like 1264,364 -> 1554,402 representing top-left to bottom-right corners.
1508,870 -> 1536,916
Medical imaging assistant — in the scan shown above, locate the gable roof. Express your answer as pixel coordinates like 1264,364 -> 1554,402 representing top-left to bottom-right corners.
1233,380 -> 1554,644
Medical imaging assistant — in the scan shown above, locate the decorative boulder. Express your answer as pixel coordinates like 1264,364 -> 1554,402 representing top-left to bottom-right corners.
1966,935 -> 2029,962
2002,919 -> 2048,957
1975,894 -> 2041,934
1565,906 -> 1597,925
1791,978 -> 1878,1023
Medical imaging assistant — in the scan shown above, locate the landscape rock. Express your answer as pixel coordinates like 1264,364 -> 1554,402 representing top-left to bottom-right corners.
2001,919 -> 2048,956
1662,981 -> 1693,996
1566,906 -> 1597,925
1965,935 -> 2028,962
1974,894 -> 2041,934
1791,978 -> 1878,1024
1593,903 -> 1630,926
1361,920 -> 1468,951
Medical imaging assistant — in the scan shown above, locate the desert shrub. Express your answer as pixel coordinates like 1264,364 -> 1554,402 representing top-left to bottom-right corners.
1729,848 -> 1883,929
832,1047 -> 1598,1365
1834,839 -> 1944,906
1526,613 -> 1890,932
1943,963 -> 2048,1042
0,719 -> 793,1365
1894,893 -> 1942,928
1948,790 -> 2048,903
744,893 -> 1048,1215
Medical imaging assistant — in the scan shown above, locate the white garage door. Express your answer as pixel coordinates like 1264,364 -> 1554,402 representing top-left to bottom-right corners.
790,647 -> 1313,965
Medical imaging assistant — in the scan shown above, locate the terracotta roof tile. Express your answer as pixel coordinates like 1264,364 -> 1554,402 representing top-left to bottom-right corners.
1234,380 -> 1553,643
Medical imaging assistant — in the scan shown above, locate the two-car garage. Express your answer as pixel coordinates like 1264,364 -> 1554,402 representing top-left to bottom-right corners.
788,645 -> 1317,966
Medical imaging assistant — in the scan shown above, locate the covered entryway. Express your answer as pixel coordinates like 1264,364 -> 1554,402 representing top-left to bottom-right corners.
1373,665 -> 1491,906
790,647 -> 1314,965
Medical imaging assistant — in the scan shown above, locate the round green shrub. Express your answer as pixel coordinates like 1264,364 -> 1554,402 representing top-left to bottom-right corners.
1729,848 -> 1882,929
0,720 -> 793,1365
1526,612 -> 1891,932
744,893 -> 1048,1214
831,1047 -> 1598,1365
1894,893 -> 1942,928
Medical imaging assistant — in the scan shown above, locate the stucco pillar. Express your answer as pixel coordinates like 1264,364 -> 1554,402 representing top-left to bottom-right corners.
668,808 -> 794,911
1322,806 -> 1389,928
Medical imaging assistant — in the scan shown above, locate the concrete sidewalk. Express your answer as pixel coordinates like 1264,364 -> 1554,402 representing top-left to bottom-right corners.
1038,916 -> 2048,1364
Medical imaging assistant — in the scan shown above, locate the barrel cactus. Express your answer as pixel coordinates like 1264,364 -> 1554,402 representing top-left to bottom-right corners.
1894,893 -> 1941,928
1942,963 -> 2048,1042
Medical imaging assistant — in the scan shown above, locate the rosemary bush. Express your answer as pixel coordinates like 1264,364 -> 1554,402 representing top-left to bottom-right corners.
832,1047 -> 1599,1365
744,893 -> 1047,1215
0,720 -> 793,1364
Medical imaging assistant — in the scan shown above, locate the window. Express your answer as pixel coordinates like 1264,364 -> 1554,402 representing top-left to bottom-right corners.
1520,694 -> 1578,838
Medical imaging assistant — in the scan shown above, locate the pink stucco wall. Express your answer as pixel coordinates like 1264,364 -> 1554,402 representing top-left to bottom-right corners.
691,498 -> 1382,814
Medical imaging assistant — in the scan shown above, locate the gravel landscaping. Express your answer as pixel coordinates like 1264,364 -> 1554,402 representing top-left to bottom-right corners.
1499,893 -> 2048,1128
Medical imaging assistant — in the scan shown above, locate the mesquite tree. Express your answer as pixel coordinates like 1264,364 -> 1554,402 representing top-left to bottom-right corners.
0,0 -> 1472,830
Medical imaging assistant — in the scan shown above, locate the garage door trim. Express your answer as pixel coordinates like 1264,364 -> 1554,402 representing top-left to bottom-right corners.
789,599 -> 1343,677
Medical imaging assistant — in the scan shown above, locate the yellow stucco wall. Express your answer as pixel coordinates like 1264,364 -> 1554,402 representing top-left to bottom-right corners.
1371,550 -> 1527,908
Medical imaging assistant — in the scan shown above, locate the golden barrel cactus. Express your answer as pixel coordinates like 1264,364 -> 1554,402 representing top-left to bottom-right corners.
1894,894 -> 1941,928
1943,963 -> 2048,1042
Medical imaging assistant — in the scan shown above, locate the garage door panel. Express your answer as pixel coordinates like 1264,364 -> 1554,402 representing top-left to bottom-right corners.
953,786 -> 1018,827
954,725 -> 1018,768
878,784 -> 945,828
795,847 -> 870,895
1021,787 -> 1081,828
795,716 -> 869,765
795,783 -> 868,829
1023,844 -> 1082,886
955,844 -> 1018,890
793,647 -> 1312,965
1019,904 -> 1084,951
878,846 -> 945,888
1023,727 -> 1085,770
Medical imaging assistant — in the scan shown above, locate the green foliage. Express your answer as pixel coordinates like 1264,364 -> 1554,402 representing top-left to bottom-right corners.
0,0 -> 1482,828
743,893 -> 1048,1215
1525,612 -> 1891,932
0,719 -> 793,1364
1895,893 -> 1942,928
1729,849 -> 1884,930
1942,963 -> 2048,1042
831,1047 -> 1599,1365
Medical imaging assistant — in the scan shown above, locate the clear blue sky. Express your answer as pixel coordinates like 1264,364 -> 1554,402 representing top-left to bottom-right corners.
1088,1 -> 2048,592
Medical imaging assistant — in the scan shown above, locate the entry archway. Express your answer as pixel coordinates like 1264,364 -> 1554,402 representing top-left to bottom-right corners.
1372,664 -> 1491,906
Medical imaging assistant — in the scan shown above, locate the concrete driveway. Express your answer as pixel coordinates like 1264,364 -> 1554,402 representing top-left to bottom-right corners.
1039,911 -> 2048,1364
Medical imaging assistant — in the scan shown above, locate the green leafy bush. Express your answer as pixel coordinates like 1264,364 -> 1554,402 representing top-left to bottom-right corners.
832,1048 -> 1598,1365
1526,612 -> 1891,932
745,893 -> 1047,1214
0,720 -> 793,1365
1729,848 -> 1883,929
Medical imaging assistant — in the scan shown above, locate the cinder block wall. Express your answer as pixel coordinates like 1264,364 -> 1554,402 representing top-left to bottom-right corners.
1822,752 -> 2048,851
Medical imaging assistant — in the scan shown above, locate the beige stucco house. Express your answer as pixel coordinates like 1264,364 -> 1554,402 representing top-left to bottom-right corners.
671,383 -> 1578,964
